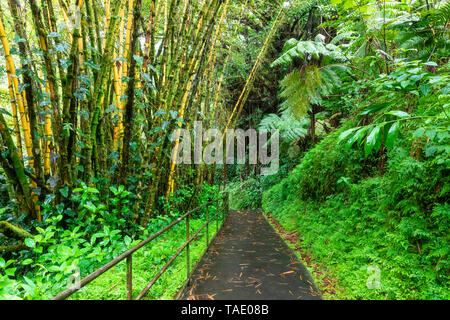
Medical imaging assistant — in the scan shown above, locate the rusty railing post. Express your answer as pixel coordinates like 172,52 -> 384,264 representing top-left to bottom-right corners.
186,212 -> 190,283
206,205 -> 209,245
216,201 -> 219,232
222,192 -> 229,223
126,254 -> 133,300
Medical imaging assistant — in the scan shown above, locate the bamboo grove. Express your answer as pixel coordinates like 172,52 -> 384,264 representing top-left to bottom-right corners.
0,0 -> 286,225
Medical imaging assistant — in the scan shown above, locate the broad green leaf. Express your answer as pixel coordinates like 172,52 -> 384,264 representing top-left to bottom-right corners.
339,128 -> 357,141
386,110 -> 410,118
365,125 -> 381,157
385,122 -> 399,151
345,128 -> 366,150
169,110 -> 178,120
134,55 -> 143,67
84,201 -> 97,213
59,187 -> 69,198
5,267 -> 16,276
420,84 -> 432,96
144,63 -> 160,76
24,238 -> 35,248
154,109 -> 166,117
112,57 -> 127,62
413,127 -> 425,138
360,102 -> 390,116
84,60 -> 100,71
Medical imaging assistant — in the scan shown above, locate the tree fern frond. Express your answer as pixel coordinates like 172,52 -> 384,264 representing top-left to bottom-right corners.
272,39 -> 344,67
331,31 -> 357,44
394,31 -> 417,46
281,38 -> 299,55
354,40 -> 368,58
430,1 -> 450,25
399,35 -> 426,49
259,112 -> 309,143
278,65 -> 345,119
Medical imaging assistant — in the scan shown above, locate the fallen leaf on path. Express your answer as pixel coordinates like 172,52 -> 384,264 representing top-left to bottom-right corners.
207,294 -> 216,300
280,270 -> 295,278
109,283 -> 119,291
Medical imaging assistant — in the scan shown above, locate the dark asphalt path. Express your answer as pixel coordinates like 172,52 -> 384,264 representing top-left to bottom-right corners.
180,209 -> 321,300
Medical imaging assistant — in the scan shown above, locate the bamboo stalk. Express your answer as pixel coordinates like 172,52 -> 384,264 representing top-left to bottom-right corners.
0,107 -> 37,220
0,11 -> 34,171
7,77 -> 22,159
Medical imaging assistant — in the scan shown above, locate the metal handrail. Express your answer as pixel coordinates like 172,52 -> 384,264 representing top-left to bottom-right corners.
52,193 -> 229,300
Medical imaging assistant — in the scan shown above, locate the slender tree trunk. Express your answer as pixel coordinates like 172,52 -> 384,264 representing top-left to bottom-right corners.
120,0 -> 142,186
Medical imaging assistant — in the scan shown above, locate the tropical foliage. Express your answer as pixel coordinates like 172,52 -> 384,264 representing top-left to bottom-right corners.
0,0 -> 449,300
259,0 -> 449,300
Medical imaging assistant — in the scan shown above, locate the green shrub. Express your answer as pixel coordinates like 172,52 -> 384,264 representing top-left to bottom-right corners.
227,178 -> 262,210
262,121 -> 449,300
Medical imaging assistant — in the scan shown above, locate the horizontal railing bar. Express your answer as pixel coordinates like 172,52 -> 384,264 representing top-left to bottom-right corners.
52,197 -> 223,300
135,210 -> 221,300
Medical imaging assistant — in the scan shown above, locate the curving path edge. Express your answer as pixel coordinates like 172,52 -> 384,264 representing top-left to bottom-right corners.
179,209 -> 322,300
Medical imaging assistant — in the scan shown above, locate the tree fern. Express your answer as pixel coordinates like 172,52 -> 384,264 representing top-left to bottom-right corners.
272,34 -> 347,119
393,1 -> 450,61
279,65 -> 344,119
271,36 -> 344,68
433,1 -> 450,25
259,112 -> 309,143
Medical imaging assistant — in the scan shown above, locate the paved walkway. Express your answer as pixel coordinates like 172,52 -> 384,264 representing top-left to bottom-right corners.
180,209 -> 321,300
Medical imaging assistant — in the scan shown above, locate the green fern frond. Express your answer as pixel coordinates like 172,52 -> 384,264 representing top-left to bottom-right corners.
399,35 -> 426,49
432,1 -> 450,25
330,32 -> 358,45
278,65 -> 345,119
272,39 -> 344,68
391,1 -> 449,61
259,112 -> 309,143
394,31 -> 417,46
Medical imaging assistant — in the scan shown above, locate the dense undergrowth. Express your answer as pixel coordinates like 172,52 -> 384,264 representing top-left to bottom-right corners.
0,184 -> 221,300
261,73 -> 449,299
219,0 -> 450,300
70,218 -> 220,300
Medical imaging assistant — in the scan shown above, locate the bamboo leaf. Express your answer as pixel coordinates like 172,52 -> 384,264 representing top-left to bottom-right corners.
133,55 -> 143,67
84,60 -> 100,71
0,108 -> 13,117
